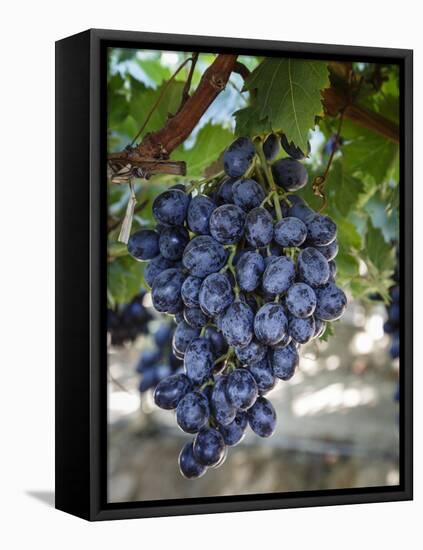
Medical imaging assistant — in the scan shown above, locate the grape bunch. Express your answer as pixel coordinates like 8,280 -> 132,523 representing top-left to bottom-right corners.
107,291 -> 152,346
127,135 -> 347,479
136,322 -> 183,393
383,249 -> 400,361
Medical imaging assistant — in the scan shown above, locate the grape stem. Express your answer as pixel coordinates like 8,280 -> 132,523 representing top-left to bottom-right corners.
255,142 -> 283,221
222,245 -> 240,297
186,169 -> 225,194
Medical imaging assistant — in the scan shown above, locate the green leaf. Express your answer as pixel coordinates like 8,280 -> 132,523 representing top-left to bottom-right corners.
173,123 -> 234,178
331,210 -> 363,252
237,58 -> 329,150
108,256 -> 144,306
327,161 -> 365,217
129,80 -> 184,138
365,220 -> 395,273
342,122 -> 399,185
136,59 -> 172,87
336,251 -> 360,278
234,104 -> 271,138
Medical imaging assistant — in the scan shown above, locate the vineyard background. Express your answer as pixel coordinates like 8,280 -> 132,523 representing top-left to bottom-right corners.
107,48 -> 400,501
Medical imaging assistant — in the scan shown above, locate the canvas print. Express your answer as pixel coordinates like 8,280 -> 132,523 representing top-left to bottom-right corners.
106,48 -> 400,503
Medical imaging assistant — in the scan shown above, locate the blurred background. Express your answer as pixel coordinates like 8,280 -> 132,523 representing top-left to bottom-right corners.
107,48 -> 400,503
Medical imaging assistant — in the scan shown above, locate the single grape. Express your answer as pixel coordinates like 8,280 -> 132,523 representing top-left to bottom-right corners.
245,207 -> 274,248
236,251 -> 265,292
223,137 -> 255,178
216,177 -> 236,204
270,342 -> 299,380
262,256 -> 296,295
297,247 -> 330,288
247,358 -> 276,395
274,217 -> 307,247
254,302 -> 288,346
220,301 -> 254,347
172,321 -> 200,356
176,391 -> 210,434
272,158 -> 308,191
199,272 -> 234,316
288,315 -> 315,344
209,204 -> 245,244
234,339 -> 267,365
193,427 -> 226,467
211,376 -> 237,425
144,255 -> 176,288
152,189 -> 190,226
187,194 -> 216,235
306,214 -> 337,246
151,268 -> 185,313
315,239 -> 339,261
314,282 -> 347,321
247,397 -> 276,437
183,306 -> 208,329
154,373 -> 192,410
181,275 -> 202,308
263,133 -> 280,161
280,134 -> 310,160
127,229 -> 159,261
286,283 -> 317,318
288,201 -> 315,224
218,412 -> 248,446
158,226 -> 189,260
179,442 -> 207,479
226,368 -> 258,410
184,337 -> 215,384
182,235 -> 228,277
233,178 -> 266,211
204,326 -> 228,357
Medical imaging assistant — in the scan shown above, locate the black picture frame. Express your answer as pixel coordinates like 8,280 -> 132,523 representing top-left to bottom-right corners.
55,28 -> 413,521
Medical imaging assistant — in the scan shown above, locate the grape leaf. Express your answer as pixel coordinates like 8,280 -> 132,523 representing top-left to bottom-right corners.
342,122 -> 399,185
237,58 -> 329,150
327,161 -> 365,217
172,123 -> 234,178
108,256 -> 144,306
136,59 -> 172,87
365,220 -> 395,273
234,104 -> 271,138
129,80 -> 184,138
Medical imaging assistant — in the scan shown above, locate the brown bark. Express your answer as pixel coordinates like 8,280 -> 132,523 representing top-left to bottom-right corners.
135,54 -> 238,159
322,87 -> 399,144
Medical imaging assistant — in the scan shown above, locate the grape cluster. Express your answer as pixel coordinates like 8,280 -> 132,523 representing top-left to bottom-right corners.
136,322 -> 183,393
383,250 -> 400,361
128,135 -> 347,479
107,291 -> 152,346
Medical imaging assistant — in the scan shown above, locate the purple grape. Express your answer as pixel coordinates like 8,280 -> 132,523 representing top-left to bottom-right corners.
152,189 -> 189,226
272,158 -> 308,191
209,204 -> 245,244
274,217 -> 307,247
233,178 -> 266,211
245,207 -> 274,248
127,229 -> 159,261
254,302 -> 288,346
247,397 -> 276,437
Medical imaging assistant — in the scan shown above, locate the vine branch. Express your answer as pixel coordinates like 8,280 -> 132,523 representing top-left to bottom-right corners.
135,54 -> 238,159
322,87 -> 399,143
